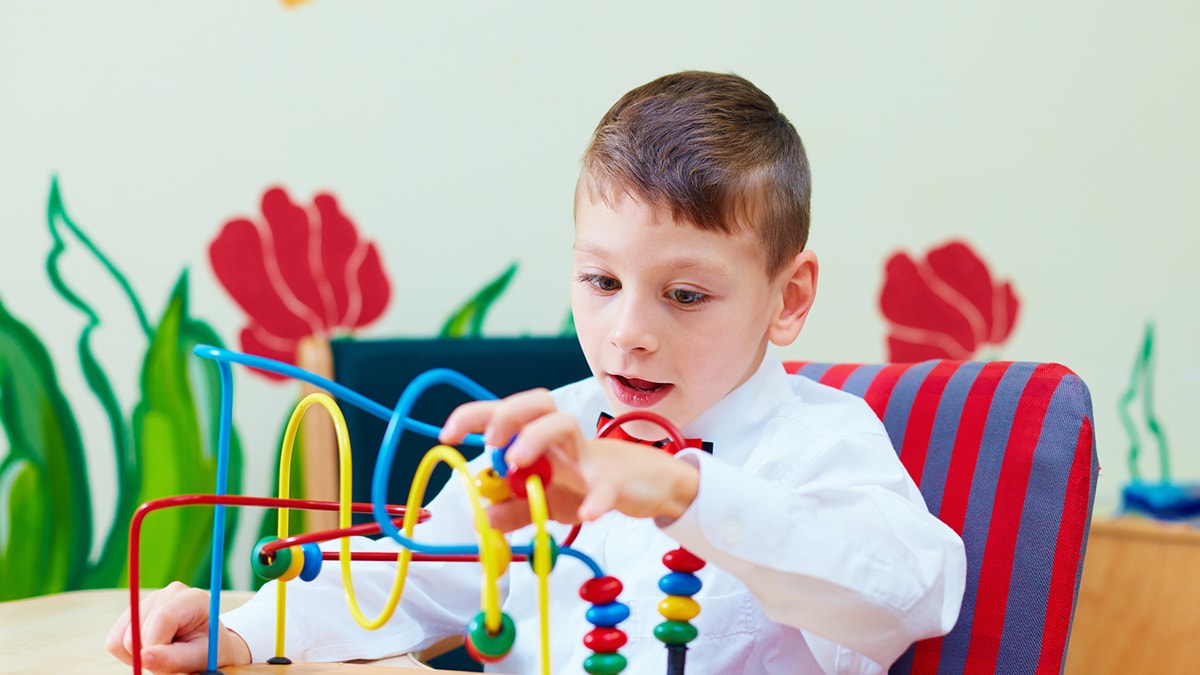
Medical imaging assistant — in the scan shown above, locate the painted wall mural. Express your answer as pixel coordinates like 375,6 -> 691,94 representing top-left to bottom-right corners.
209,187 -> 392,380
0,178 -> 245,600
0,178 -> 544,601
879,240 -> 1020,362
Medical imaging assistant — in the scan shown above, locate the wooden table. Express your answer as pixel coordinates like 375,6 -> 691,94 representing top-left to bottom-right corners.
0,589 -> 480,674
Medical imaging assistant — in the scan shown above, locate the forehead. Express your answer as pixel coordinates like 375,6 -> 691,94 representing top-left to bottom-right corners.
573,191 -> 766,273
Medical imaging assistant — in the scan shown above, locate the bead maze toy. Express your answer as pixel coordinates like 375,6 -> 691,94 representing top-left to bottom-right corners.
125,345 -> 706,675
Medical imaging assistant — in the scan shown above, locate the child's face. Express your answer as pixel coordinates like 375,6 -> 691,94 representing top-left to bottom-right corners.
571,191 -> 787,435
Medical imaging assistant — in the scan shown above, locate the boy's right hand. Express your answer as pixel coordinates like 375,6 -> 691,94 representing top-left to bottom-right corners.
105,581 -> 251,674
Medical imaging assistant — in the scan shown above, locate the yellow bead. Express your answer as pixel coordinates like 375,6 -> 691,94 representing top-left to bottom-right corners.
480,528 -> 512,579
475,467 -> 513,503
278,546 -> 306,581
658,595 -> 700,621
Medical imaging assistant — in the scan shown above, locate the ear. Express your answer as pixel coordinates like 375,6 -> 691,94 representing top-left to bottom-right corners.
768,250 -> 819,347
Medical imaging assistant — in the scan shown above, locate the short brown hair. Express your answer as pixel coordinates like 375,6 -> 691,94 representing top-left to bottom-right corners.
580,71 -> 811,277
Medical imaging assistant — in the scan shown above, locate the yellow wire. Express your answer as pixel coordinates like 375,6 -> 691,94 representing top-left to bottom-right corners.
342,444 -> 502,631
271,392 -> 352,657
525,476 -> 552,675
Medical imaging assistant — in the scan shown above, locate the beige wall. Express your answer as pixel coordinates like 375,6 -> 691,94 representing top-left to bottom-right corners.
2,1 -> 1198,581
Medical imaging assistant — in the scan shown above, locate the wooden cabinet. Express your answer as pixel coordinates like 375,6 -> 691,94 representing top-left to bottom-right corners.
1065,518 -> 1200,674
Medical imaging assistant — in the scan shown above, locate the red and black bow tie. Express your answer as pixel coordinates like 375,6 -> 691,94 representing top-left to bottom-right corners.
595,412 -> 713,456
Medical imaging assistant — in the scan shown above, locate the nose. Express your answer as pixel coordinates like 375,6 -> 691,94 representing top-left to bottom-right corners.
609,294 -> 659,353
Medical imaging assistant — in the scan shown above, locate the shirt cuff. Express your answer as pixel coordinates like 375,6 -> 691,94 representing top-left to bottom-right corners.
221,588 -> 279,663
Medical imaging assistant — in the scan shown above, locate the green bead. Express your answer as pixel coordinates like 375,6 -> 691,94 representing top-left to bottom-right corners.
583,651 -> 628,674
653,620 -> 698,645
528,534 -> 559,574
251,536 -> 292,580
466,611 -> 516,658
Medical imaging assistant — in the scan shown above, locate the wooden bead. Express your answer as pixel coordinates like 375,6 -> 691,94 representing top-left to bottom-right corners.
583,626 -> 628,652
250,536 -> 291,580
585,601 -> 630,627
528,534 -> 558,574
658,596 -> 700,622
579,576 -> 624,604
490,447 -> 509,477
658,571 -> 702,597
463,636 -> 504,664
662,547 -> 705,573
480,529 -> 511,578
298,542 -> 322,582
654,620 -> 699,645
505,456 -> 553,498
278,546 -> 306,581
475,467 -> 513,503
583,652 -> 628,674
466,611 -> 516,659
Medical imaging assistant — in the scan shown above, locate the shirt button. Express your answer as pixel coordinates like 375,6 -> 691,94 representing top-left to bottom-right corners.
722,521 -> 742,544
625,518 -> 637,530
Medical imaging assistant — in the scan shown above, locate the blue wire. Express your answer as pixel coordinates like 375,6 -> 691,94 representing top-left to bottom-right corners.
192,345 -> 485,446
204,361 -> 234,672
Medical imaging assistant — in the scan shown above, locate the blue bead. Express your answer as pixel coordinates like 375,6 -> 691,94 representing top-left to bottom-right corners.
585,601 -> 630,627
490,447 -> 509,477
658,571 -> 702,597
299,542 -> 322,582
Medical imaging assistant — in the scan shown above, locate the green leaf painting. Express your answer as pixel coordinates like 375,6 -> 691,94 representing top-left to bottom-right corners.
131,273 -> 242,587
1120,320 -> 1171,483
439,262 -> 518,338
0,178 -> 243,599
0,296 -> 89,599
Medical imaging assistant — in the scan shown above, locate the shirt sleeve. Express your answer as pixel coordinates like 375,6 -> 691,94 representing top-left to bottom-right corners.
222,453 -> 498,664
659,423 -> 966,670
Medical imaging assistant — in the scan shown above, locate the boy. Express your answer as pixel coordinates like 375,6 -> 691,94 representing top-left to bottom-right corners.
108,70 -> 965,674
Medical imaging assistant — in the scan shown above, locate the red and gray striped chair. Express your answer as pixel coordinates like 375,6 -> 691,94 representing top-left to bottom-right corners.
783,359 -> 1098,674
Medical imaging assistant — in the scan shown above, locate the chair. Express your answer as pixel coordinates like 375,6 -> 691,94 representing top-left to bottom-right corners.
785,360 -> 1098,674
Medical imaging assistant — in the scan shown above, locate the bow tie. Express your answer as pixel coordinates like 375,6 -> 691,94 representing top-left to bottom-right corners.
596,413 -> 713,456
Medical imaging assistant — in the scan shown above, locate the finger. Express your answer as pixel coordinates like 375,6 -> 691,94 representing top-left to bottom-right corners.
480,389 -> 558,448
438,399 -> 500,444
105,605 -> 134,664
141,639 -> 209,675
505,411 -> 585,467
487,500 -> 534,532
578,481 -> 619,522
141,586 -> 206,649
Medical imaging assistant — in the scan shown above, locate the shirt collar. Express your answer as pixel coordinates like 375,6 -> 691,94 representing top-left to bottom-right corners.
679,348 -> 793,461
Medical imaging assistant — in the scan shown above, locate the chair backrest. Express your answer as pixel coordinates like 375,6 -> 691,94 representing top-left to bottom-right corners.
784,360 -> 1098,675
329,336 -> 592,512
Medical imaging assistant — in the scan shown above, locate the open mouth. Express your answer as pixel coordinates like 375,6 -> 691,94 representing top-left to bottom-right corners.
609,374 -> 673,407
618,375 -> 663,391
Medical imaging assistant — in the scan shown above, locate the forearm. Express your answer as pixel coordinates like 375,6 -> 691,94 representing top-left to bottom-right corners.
659,451 -> 965,666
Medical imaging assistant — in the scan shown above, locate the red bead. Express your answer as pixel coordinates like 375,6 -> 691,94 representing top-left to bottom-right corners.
662,547 -> 706,573
579,576 -> 624,604
506,455 -> 553,498
463,635 -> 506,664
583,626 -> 628,652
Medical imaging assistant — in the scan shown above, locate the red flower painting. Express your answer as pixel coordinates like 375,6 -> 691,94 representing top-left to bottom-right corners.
879,240 -> 1019,362
209,187 -> 391,379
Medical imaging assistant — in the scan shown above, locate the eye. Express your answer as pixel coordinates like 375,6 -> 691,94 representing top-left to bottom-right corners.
579,273 -> 620,292
668,288 -> 709,306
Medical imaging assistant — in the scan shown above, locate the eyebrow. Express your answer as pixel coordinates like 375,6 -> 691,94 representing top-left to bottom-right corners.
573,242 -> 734,278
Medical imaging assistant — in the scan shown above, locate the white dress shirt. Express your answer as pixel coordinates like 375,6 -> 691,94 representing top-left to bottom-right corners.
223,349 -> 966,674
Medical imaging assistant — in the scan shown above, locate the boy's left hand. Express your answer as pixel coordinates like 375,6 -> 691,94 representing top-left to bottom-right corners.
438,390 -> 699,531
